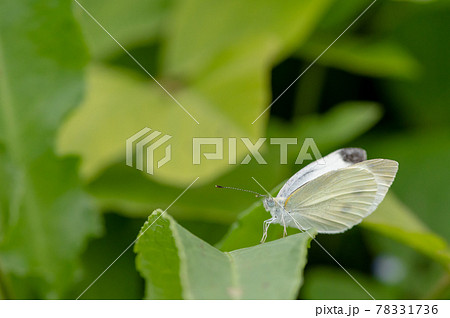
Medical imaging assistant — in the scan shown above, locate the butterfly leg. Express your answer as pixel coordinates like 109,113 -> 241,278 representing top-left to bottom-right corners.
261,218 -> 273,243
281,213 -> 288,237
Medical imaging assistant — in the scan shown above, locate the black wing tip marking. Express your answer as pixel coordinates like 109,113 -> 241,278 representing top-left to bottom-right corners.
339,148 -> 367,163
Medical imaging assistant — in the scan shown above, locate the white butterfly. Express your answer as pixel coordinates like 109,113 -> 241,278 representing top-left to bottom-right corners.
260,148 -> 398,242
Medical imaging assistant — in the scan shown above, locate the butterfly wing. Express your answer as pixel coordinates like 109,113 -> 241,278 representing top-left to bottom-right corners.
352,159 -> 399,213
283,159 -> 398,233
277,148 -> 367,199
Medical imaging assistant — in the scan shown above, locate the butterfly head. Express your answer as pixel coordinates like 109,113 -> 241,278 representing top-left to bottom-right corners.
263,197 -> 285,219
263,197 -> 275,210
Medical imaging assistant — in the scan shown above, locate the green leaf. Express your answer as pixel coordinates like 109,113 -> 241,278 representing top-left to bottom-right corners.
362,194 -> 450,270
0,0 -> 101,298
75,0 -> 171,59
297,37 -> 420,79
135,210 -> 313,299
164,0 -> 335,77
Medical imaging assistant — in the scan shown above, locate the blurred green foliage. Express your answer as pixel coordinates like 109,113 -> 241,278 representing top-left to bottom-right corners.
0,0 -> 101,299
0,0 -> 449,299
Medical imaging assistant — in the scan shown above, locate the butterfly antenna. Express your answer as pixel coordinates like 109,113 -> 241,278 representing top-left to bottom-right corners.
215,185 -> 267,198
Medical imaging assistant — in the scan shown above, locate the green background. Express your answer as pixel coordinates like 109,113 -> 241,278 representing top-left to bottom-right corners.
0,0 -> 449,299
